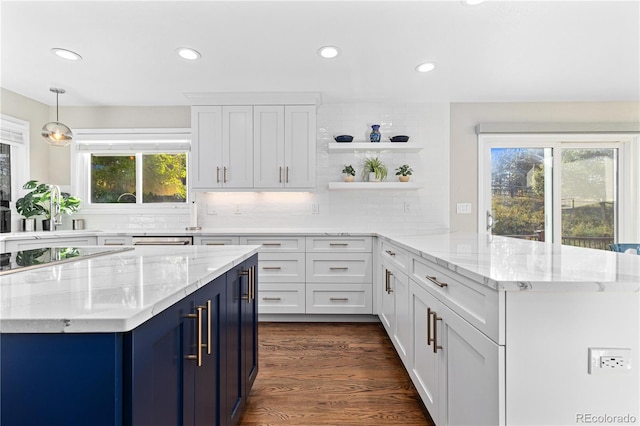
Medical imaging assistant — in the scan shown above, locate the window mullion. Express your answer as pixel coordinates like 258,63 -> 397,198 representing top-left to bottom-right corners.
136,153 -> 143,204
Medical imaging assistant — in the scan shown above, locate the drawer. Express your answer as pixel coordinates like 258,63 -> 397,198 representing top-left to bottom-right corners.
6,237 -> 98,252
305,283 -> 372,314
306,236 -> 372,252
411,255 -> 502,342
380,239 -> 408,273
240,236 -> 305,252
98,236 -> 132,246
258,283 -> 305,314
306,253 -> 373,283
194,236 -> 240,246
258,253 -> 305,282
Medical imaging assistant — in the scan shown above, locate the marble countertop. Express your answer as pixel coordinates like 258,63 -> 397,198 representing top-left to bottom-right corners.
0,245 -> 259,333
378,231 -> 640,292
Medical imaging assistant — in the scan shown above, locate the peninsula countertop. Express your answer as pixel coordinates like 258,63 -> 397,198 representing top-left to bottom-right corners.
0,245 -> 259,333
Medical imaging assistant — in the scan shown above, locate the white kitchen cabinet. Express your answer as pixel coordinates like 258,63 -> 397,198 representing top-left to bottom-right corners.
98,236 -> 132,246
258,283 -> 305,314
380,259 -> 411,366
190,106 -> 253,190
306,236 -> 373,253
306,253 -> 372,283
305,283 -> 372,314
253,105 -> 316,190
410,279 -> 503,426
257,253 -> 305,283
194,236 -> 240,246
5,236 -> 98,252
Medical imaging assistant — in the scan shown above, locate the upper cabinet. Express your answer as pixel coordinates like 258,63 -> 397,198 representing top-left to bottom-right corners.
188,93 -> 320,192
254,105 -> 316,190
191,106 -> 253,190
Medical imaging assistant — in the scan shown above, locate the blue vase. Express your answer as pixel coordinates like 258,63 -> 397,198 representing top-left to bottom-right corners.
370,124 -> 381,143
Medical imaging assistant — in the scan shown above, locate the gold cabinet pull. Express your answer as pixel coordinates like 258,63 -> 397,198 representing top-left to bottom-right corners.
223,167 -> 227,183
205,300 -> 211,355
329,267 -> 349,270
285,166 -> 289,183
206,242 -> 225,245
385,269 -> 394,293
251,265 -> 256,301
329,243 -> 349,247
385,269 -> 390,293
186,306 -> 204,366
216,166 -> 220,183
427,307 -> 434,346
433,312 -> 443,354
262,297 -> 282,301
330,297 -> 349,301
262,243 -> 282,247
104,242 -> 124,246
426,275 -> 448,288
279,166 -> 282,183
385,250 -> 396,256
262,266 -> 282,270
240,269 -> 250,302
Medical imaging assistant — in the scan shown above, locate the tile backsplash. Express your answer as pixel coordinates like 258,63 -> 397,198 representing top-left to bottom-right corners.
72,102 -> 450,232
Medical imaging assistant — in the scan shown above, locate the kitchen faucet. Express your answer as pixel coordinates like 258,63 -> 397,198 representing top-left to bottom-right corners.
49,185 -> 62,231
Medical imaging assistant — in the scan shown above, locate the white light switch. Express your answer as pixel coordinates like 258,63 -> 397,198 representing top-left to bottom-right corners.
456,203 -> 472,214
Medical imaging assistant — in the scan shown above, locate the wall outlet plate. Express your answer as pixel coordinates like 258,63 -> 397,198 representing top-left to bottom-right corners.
588,348 -> 632,374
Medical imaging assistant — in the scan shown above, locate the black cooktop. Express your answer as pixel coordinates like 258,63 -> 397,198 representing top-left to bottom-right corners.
0,246 -> 134,276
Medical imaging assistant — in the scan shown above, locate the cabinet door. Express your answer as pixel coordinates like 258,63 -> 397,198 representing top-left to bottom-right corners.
439,303 -> 502,426
284,105 -> 316,189
253,105 -> 285,188
191,106 -> 223,190
193,276 -> 226,426
222,106 -> 254,188
392,267 -> 411,365
242,255 -> 259,393
223,265 -> 244,425
380,262 -> 395,334
410,280 -> 440,425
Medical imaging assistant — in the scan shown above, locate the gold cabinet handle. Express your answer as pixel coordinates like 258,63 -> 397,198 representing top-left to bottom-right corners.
104,242 -> 124,246
386,269 -> 394,293
262,243 -> 282,247
251,265 -> 256,301
433,312 -> 443,354
206,242 -> 225,245
223,167 -> 227,183
279,166 -> 282,183
286,166 -> 289,183
240,269 -> 250,302
385,269 -> 390,293
329,243 -> 349,247
426,275 -> 448,288
330,297 -> 349,301
216,166 -> 220,183
262,266 -> 282,270
262,297 -> 282,301
427,307 -> 434,346
186,306 -> 204,366
329,267 -> 349,270
385,250 -> 396,256
205,300 -> 211,355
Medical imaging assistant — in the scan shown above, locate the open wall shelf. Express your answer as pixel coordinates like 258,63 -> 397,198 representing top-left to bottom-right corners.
328,142 -> 423,153
328,182 -> 422,190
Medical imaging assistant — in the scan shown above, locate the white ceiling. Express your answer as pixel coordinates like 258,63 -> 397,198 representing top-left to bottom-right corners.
2,1 -> 639,107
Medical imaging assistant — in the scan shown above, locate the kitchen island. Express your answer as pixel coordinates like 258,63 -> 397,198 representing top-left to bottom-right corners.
0,245 -> 260,426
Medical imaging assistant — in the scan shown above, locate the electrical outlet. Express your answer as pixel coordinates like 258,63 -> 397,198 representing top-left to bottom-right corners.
312,203 -> 319,215
588,348 -> 632,374
404,202 -> 413,214
234,204 -> 242,215
456,203 -> 472,214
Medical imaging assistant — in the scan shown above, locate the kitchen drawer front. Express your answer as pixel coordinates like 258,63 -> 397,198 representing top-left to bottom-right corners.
240,236 -> 305,252
258,283 -> 305,314
380,240 -> 408,273
411,256 -> 501,342
6,237 -> 98,252
98,236 -> 132,246
306,253 -> 373,283
306,236 -> 373,253
258,253 -> 305,282
305,283 -> 372,314
194,236 -> 240,246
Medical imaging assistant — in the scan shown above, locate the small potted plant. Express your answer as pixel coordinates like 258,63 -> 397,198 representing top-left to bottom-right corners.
362,157 -> 388,182
15,180 -> 81,231
342,165 -> 356,182
395,164 -> 413,182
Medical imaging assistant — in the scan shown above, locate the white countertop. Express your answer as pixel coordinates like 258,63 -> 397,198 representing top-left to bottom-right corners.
378,231 -> 640,292
0,245 -> 259,333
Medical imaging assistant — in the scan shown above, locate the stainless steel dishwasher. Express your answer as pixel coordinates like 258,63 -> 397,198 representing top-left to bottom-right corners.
131,236 -> 193,245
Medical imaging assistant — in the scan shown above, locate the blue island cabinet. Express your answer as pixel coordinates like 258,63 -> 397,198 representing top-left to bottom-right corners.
0,254 -> 258,426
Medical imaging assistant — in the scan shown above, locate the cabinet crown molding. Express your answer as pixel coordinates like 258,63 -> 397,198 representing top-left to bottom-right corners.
184,92 -> 322,107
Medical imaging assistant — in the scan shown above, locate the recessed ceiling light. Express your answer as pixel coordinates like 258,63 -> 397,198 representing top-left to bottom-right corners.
51,48 -> 82,61
415,62 -> 436,73
176,47 -> 201,60
317,46 -> 340,59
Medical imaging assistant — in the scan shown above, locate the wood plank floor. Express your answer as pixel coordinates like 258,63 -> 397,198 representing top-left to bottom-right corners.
239,322 -> 435,426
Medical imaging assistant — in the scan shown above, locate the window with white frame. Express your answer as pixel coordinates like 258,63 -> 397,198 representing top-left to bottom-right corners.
0,114 -> 30,203
72,129 -> 191,208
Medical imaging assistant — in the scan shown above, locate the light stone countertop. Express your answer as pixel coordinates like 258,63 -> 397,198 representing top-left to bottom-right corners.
0,245 -> 259,333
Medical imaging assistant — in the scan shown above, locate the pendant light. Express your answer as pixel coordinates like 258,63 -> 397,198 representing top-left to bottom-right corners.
41,87 -> 73,146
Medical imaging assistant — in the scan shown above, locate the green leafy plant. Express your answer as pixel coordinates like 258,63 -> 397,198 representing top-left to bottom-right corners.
15,180 -> 81,219
342,165 -> 356,176
395,164 -> 413,176
362,157 -> 388,181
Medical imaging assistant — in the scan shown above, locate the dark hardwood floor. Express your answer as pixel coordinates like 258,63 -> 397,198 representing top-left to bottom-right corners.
239,322 -> 434,426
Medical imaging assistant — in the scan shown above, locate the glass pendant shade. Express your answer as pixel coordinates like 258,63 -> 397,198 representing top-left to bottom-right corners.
41,121 -> 73,146
42,87 -> 73,146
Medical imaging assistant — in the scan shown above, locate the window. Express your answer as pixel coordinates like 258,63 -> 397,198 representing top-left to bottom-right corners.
72,129 -> 190,208
0,114 -> 30,203
479,133 -> 639,250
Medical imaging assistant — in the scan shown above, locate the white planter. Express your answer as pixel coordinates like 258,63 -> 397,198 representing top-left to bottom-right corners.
369,172 -> 380,182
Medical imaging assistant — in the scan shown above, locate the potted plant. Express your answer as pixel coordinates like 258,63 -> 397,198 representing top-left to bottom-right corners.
15,180 -> 81,231
342,165 -> 356,182
362,157 -> 388,182
395,164 -> 413,182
